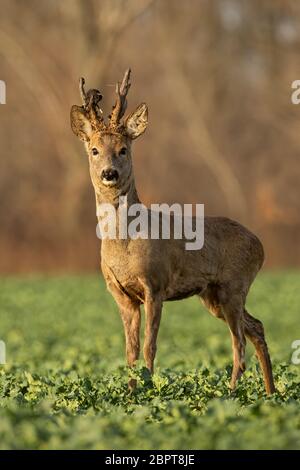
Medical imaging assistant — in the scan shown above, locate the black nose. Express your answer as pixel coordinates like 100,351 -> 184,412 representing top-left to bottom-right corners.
101,168 -> 119,181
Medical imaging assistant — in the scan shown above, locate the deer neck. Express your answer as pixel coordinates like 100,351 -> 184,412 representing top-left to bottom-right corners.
95,177 -> 142,256
95,177 -> 141,210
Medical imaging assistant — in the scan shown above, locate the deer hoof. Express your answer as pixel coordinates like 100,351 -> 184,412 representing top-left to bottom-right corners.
128,378 -> 137,392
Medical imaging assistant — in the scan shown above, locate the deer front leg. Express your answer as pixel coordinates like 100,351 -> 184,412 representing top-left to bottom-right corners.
119,302 -> 141,390
143,295 -> 162,374
104,276 -> 141,390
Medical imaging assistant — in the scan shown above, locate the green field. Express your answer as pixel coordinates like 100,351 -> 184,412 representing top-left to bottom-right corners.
0,272 -> 299,449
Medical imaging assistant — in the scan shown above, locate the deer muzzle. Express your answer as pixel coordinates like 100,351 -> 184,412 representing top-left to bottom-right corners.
101,168 -> 119,186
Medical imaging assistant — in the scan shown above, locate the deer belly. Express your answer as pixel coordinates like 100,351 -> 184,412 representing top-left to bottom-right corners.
164,283 -> 206,301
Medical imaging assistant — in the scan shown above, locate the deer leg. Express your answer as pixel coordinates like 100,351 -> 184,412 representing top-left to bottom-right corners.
119,302 -> 141,390
244,309 -> 275,395
228,326 -> 246,389
200,284 -> 225,320
221,299 -> 246,390
143,295 -> 162,374
201,286 -> 246,389
104,274 -> 141,390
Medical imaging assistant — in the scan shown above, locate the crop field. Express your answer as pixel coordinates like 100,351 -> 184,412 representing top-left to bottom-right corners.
0,271 -> 299,449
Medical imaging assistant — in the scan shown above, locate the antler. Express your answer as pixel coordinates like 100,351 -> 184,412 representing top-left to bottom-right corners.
74,70 -> 132,134
79,77 -> 104,129
79,77 -> 87,105
109,68 -> 131,129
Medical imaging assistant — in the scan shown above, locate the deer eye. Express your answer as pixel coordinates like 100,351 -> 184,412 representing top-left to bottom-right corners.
119,147 -> 127,156
91,147 -> 99,156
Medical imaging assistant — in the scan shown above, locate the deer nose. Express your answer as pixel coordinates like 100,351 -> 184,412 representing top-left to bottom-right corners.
101,168 -> 119,182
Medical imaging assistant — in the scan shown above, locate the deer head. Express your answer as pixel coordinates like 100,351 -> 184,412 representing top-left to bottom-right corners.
70,69 -> 148,201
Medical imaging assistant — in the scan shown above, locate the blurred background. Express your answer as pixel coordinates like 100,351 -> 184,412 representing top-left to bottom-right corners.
0,0 -> 299,273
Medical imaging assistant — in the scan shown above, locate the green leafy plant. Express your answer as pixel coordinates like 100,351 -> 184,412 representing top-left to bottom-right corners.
0,272 -> 299,449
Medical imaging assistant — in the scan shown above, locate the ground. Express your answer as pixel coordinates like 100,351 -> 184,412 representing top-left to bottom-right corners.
0,271 -> 299,449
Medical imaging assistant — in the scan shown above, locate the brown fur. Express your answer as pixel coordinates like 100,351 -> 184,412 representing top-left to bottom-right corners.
70,70 -> 275,395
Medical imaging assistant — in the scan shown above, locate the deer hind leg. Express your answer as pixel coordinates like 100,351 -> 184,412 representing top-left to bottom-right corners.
243,309 -> 275,395
226,318 -> 246,390
219,289 -> 247,390
200,285 -> 246,389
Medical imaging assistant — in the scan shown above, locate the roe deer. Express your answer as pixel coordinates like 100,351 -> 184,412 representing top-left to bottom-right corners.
70,69 -> 275,394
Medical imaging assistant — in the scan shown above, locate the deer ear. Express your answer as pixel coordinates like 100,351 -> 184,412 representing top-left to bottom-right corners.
125,103 -> 148,139
70,105 -> 92,142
